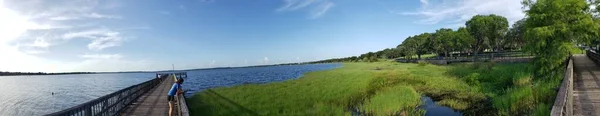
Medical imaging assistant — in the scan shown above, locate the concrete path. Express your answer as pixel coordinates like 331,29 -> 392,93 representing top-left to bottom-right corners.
573,55 -> 600,116
122,77 -> 175,116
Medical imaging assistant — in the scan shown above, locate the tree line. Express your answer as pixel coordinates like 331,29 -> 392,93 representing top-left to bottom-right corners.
314,14 -> 526,63
316,0 -> 600,78
0,71 -> 96,76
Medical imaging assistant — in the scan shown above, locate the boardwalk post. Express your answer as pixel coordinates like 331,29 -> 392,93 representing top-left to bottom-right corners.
85,106 -> 92,116
566,59 -> 573,116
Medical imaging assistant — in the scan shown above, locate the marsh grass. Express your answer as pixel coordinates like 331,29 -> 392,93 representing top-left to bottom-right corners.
187,62 -> 486,115
187,61 -> 560,115
448,62 -> 562,115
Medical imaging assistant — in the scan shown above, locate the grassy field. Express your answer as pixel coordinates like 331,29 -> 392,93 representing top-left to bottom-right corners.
187,61 -> 561,115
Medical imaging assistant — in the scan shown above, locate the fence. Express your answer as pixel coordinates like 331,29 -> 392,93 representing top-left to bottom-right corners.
550,55 -> 574,116
172,75 -> 190,116
397,51 -> 533,64
46,75 -> 165,116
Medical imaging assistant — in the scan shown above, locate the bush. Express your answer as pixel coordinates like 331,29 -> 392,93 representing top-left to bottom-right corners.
417,61 -> 429,66
472,62 -> 496,70
492,87 -> 535,115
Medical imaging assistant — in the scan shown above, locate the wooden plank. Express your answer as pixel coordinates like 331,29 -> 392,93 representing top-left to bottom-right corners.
571,54 -> 600,116
551,57 -> 573,116
122,75 -> 174,116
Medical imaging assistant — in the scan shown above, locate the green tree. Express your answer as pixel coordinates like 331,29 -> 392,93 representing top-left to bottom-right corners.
403,33 -> 431,59
454,27 -> 475,57
523,0 -> 599,78
505,18 -> 527,50
466,14 -> 509,60
432,28 -> 455,59
397,44 -> 415,59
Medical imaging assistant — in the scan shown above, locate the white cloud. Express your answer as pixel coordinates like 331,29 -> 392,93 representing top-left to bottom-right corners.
23,49 -> 47,55
49,16 -> 79,20
210,60 -> 216,67
72,57 -> 165,72
0,6 -> 51,44
0,0 -> 161,72
86,12 -> 120,19
87,32 -> 123,51
402,0 -> 525,25
263,57 -> 269,64
49,13 -> 120,21
80,54 -> 122,59
118,26 -> 151,30
420,0 -> 429,5
309,1 -> 334,19
63,29 -> 124,51
27,37 -> 51,48
278,0 -> 334,19
278,0 -> 317,11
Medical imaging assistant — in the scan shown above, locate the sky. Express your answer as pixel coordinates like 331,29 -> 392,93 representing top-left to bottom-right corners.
0,0 -> 525,72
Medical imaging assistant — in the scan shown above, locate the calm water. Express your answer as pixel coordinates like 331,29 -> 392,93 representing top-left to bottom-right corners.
181,63 -> 342,96
419,96 -> 462,116
0,63 -> 340,115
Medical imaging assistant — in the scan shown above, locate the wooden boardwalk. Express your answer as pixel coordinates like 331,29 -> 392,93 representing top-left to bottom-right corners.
122,77 -> 175,116
573,55 -> 600,116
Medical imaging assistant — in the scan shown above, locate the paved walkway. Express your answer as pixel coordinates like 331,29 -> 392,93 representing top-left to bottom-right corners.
122,77 -> 175,116
573,55 -> 600,116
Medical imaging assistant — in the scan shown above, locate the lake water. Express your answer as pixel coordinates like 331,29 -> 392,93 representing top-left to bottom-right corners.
0,63 -> 341,116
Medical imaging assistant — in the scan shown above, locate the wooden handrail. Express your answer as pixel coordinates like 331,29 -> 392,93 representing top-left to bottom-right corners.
550,55 -> 573,116
172,74 -> 190,116
46,76 -> 165,116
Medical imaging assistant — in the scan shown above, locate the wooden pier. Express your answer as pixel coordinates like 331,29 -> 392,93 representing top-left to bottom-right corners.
552,50 -> 600,116
121,74 -> 189,116
47,72 -> 189,116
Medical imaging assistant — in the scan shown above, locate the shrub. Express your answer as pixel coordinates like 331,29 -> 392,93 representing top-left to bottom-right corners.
492,87 -> 535,115
417,61 -> 429,66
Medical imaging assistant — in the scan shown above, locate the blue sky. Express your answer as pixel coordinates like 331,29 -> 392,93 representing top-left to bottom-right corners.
0,0 -> 525,72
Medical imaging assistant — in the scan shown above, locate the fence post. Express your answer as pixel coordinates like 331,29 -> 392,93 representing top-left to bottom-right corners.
567,59 -> 573,116
85,106 -> 92,116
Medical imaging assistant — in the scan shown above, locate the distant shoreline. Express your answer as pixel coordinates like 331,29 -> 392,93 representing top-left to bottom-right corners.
0,62 -> 337,76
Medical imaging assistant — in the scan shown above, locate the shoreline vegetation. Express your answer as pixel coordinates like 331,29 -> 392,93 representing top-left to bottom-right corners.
0,72 -> 97,76
187,61 -> 560,115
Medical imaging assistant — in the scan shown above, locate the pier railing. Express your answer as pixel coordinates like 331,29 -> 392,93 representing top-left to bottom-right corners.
550,55 -> 573,116
172,75 -> 190,116
396,51 -> 533,64
46,75 -> 165,116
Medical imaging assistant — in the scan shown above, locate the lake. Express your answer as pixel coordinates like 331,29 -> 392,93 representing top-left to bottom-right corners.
0,63 -> 341,115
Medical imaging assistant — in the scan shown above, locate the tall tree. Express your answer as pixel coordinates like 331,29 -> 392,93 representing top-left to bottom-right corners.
466,14 -> 509,60
403,33 -> 431,60
454,27 -> 475,56
523,0 -> 599,78
466,15 -> 489,61
432,28 -> 455,58
505,18 -> 527,50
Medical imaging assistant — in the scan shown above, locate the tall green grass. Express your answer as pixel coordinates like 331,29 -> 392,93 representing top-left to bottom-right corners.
447,62 -> 562,115
187,62 -> 484,115
187,61 -> 561,115
360,85 -> 421,115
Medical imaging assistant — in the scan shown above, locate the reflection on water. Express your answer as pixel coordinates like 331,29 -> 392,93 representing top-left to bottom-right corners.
419,96 -> 462,116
